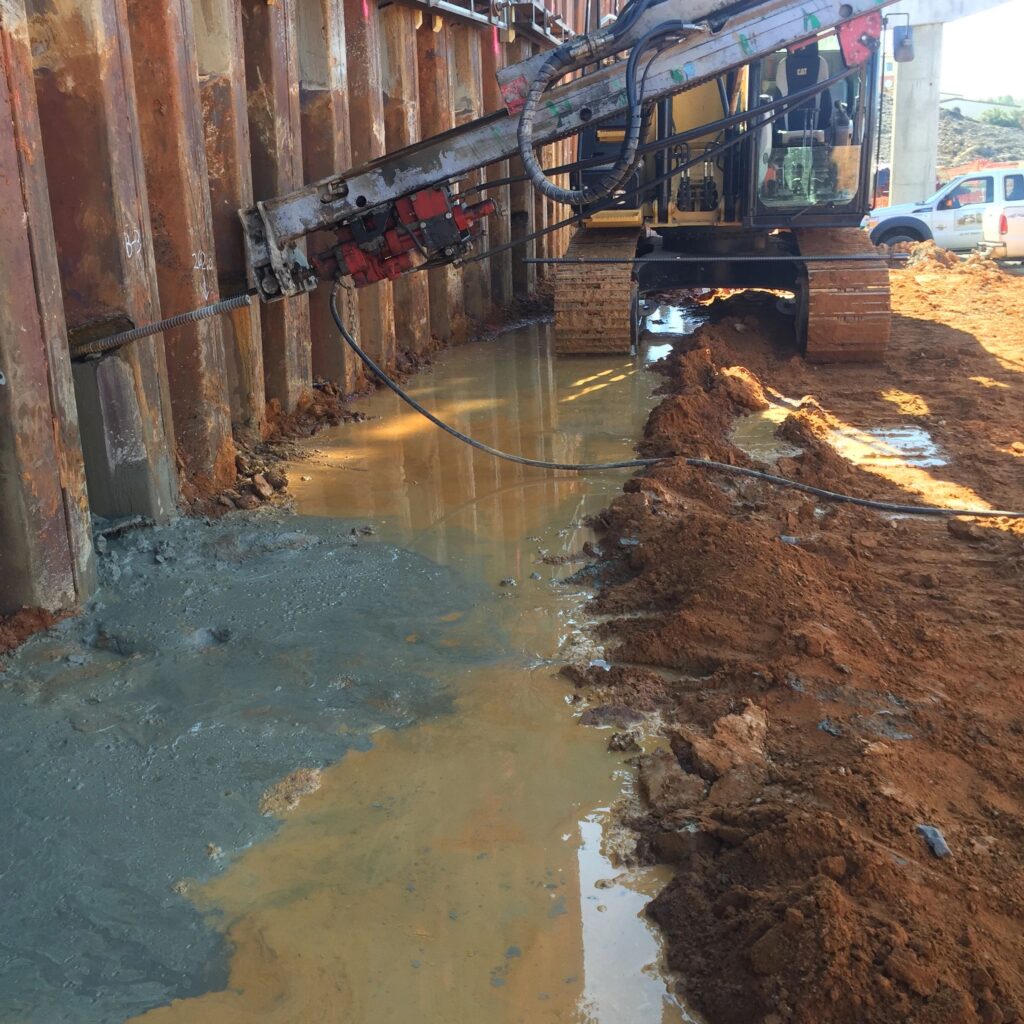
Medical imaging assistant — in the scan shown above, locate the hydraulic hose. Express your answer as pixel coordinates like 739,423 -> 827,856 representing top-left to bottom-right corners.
329,282 -> 1024,521
516,22 -> 702,206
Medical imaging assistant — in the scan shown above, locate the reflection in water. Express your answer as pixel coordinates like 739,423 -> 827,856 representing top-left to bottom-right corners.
732,393 -> 987,513
824,420 -> 993,511
577,812 -> 699,1024
643,304 -> 708,337
828,424 -> 947,469
132,326 -> 690,1024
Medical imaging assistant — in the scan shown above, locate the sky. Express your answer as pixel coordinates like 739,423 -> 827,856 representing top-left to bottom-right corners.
939,1 -> 1024,101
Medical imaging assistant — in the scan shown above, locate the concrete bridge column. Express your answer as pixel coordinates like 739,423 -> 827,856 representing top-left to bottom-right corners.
889,22 -> 944,205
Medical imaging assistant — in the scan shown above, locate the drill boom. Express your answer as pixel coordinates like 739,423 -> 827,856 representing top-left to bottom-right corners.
241,0 -> 892,301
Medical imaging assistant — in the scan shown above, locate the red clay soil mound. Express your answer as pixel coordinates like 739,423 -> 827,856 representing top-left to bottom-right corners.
898,240 -> 1008,283
575,267 -> 1024,1023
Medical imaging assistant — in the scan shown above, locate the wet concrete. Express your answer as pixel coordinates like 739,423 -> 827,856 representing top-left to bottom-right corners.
130,324 -> 693,1022
0,515 -> 491,1022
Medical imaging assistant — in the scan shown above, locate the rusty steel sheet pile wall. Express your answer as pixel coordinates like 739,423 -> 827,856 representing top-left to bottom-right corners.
240,0 -> 313,412
1,0 -> 582,617
193,0 -> 267,439
297,0 -> 363,393
379,3 -> 432,356
0,0 -> 96,616
127,0 -> 236,495
416,14 -> 467,344
26,0 -> 180,527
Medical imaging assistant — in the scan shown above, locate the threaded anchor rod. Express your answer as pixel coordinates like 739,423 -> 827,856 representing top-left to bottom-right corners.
70,292 -> 255,359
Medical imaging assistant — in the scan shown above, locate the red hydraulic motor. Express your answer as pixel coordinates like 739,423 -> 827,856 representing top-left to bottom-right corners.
314,186 -> 496,288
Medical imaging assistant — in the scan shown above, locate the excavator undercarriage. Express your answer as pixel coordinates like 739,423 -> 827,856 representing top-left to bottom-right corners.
552,224 -> 893,363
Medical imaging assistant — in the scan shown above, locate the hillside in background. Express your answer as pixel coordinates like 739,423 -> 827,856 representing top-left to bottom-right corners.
877,96 -> 1024,181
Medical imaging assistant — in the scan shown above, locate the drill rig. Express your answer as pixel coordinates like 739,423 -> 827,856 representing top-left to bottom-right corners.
241,0 -> 897,363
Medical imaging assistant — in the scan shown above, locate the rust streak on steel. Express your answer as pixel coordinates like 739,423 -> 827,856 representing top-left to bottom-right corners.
379,3 -> 431,357
193,0 -> 266,440
0,0 -> 95,614
126,0 -> 236,496
416,13 -> 467,345
240,0 -> 312,413
449,22 -> 491,321
26,0 -> 177,520
479,24 -> 513,309
297,0 -> 363,393
342,0 -> 396,371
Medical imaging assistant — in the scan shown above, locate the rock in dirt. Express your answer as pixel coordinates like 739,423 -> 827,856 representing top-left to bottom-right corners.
884,948 -> 939,997
251,474 -> 275,500
649,824 -> 719,863
672,703 -> 768,781
717,364 -> 770,411
579,704 -> 643,728
638,750 -> 706,813
265,469 -> 288,492
707,767 -> 763,807
917,823 -> 953,858
947,518 -> 987,543
608,730 -> 642,753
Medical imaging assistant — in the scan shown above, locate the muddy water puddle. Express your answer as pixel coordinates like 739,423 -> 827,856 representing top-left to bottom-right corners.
729,401 -> 804,463
826,424 -> 947,470
731,397 -> 948,475
135,325 -> 694,1023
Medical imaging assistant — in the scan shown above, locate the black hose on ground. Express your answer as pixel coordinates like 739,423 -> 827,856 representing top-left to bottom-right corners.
329,282 -> 1024,521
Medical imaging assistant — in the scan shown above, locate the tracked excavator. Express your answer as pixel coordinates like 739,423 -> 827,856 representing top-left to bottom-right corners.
241,0 -> 900,363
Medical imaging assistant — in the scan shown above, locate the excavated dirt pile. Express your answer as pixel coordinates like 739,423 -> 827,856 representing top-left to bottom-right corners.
573,254 -> 1024,1023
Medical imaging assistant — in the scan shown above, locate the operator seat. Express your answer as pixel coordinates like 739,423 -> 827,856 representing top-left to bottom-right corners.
776,41 -> 831,134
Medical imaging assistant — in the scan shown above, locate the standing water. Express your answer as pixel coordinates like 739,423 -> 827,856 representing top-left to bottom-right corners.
129,323 -> 695,1023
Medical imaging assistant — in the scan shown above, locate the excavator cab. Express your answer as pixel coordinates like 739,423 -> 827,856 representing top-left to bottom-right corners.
572,30 -> 879,230
751,36 -> 875,223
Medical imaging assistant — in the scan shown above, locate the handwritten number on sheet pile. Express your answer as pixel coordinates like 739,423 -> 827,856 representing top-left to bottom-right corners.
124,229 -> 142,260
193,251 -> 214,302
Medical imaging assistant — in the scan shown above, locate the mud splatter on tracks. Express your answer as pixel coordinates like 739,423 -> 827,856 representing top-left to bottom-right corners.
575,259 -> 1024,1023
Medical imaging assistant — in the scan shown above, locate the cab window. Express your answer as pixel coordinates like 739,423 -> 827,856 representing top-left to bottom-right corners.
753,36 -> 868,212
940,176 -> 993,209
1004,174 -> 1024,202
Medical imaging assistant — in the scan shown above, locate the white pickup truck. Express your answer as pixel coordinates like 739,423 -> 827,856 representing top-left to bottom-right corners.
864,167 -> 1024,251
981,199 -> 1024,260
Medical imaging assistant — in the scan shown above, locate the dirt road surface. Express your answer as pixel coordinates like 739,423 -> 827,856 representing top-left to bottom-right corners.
573,252 -> 1024,1023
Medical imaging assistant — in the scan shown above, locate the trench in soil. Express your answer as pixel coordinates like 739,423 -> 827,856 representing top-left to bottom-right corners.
132,322 -> 701,1023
